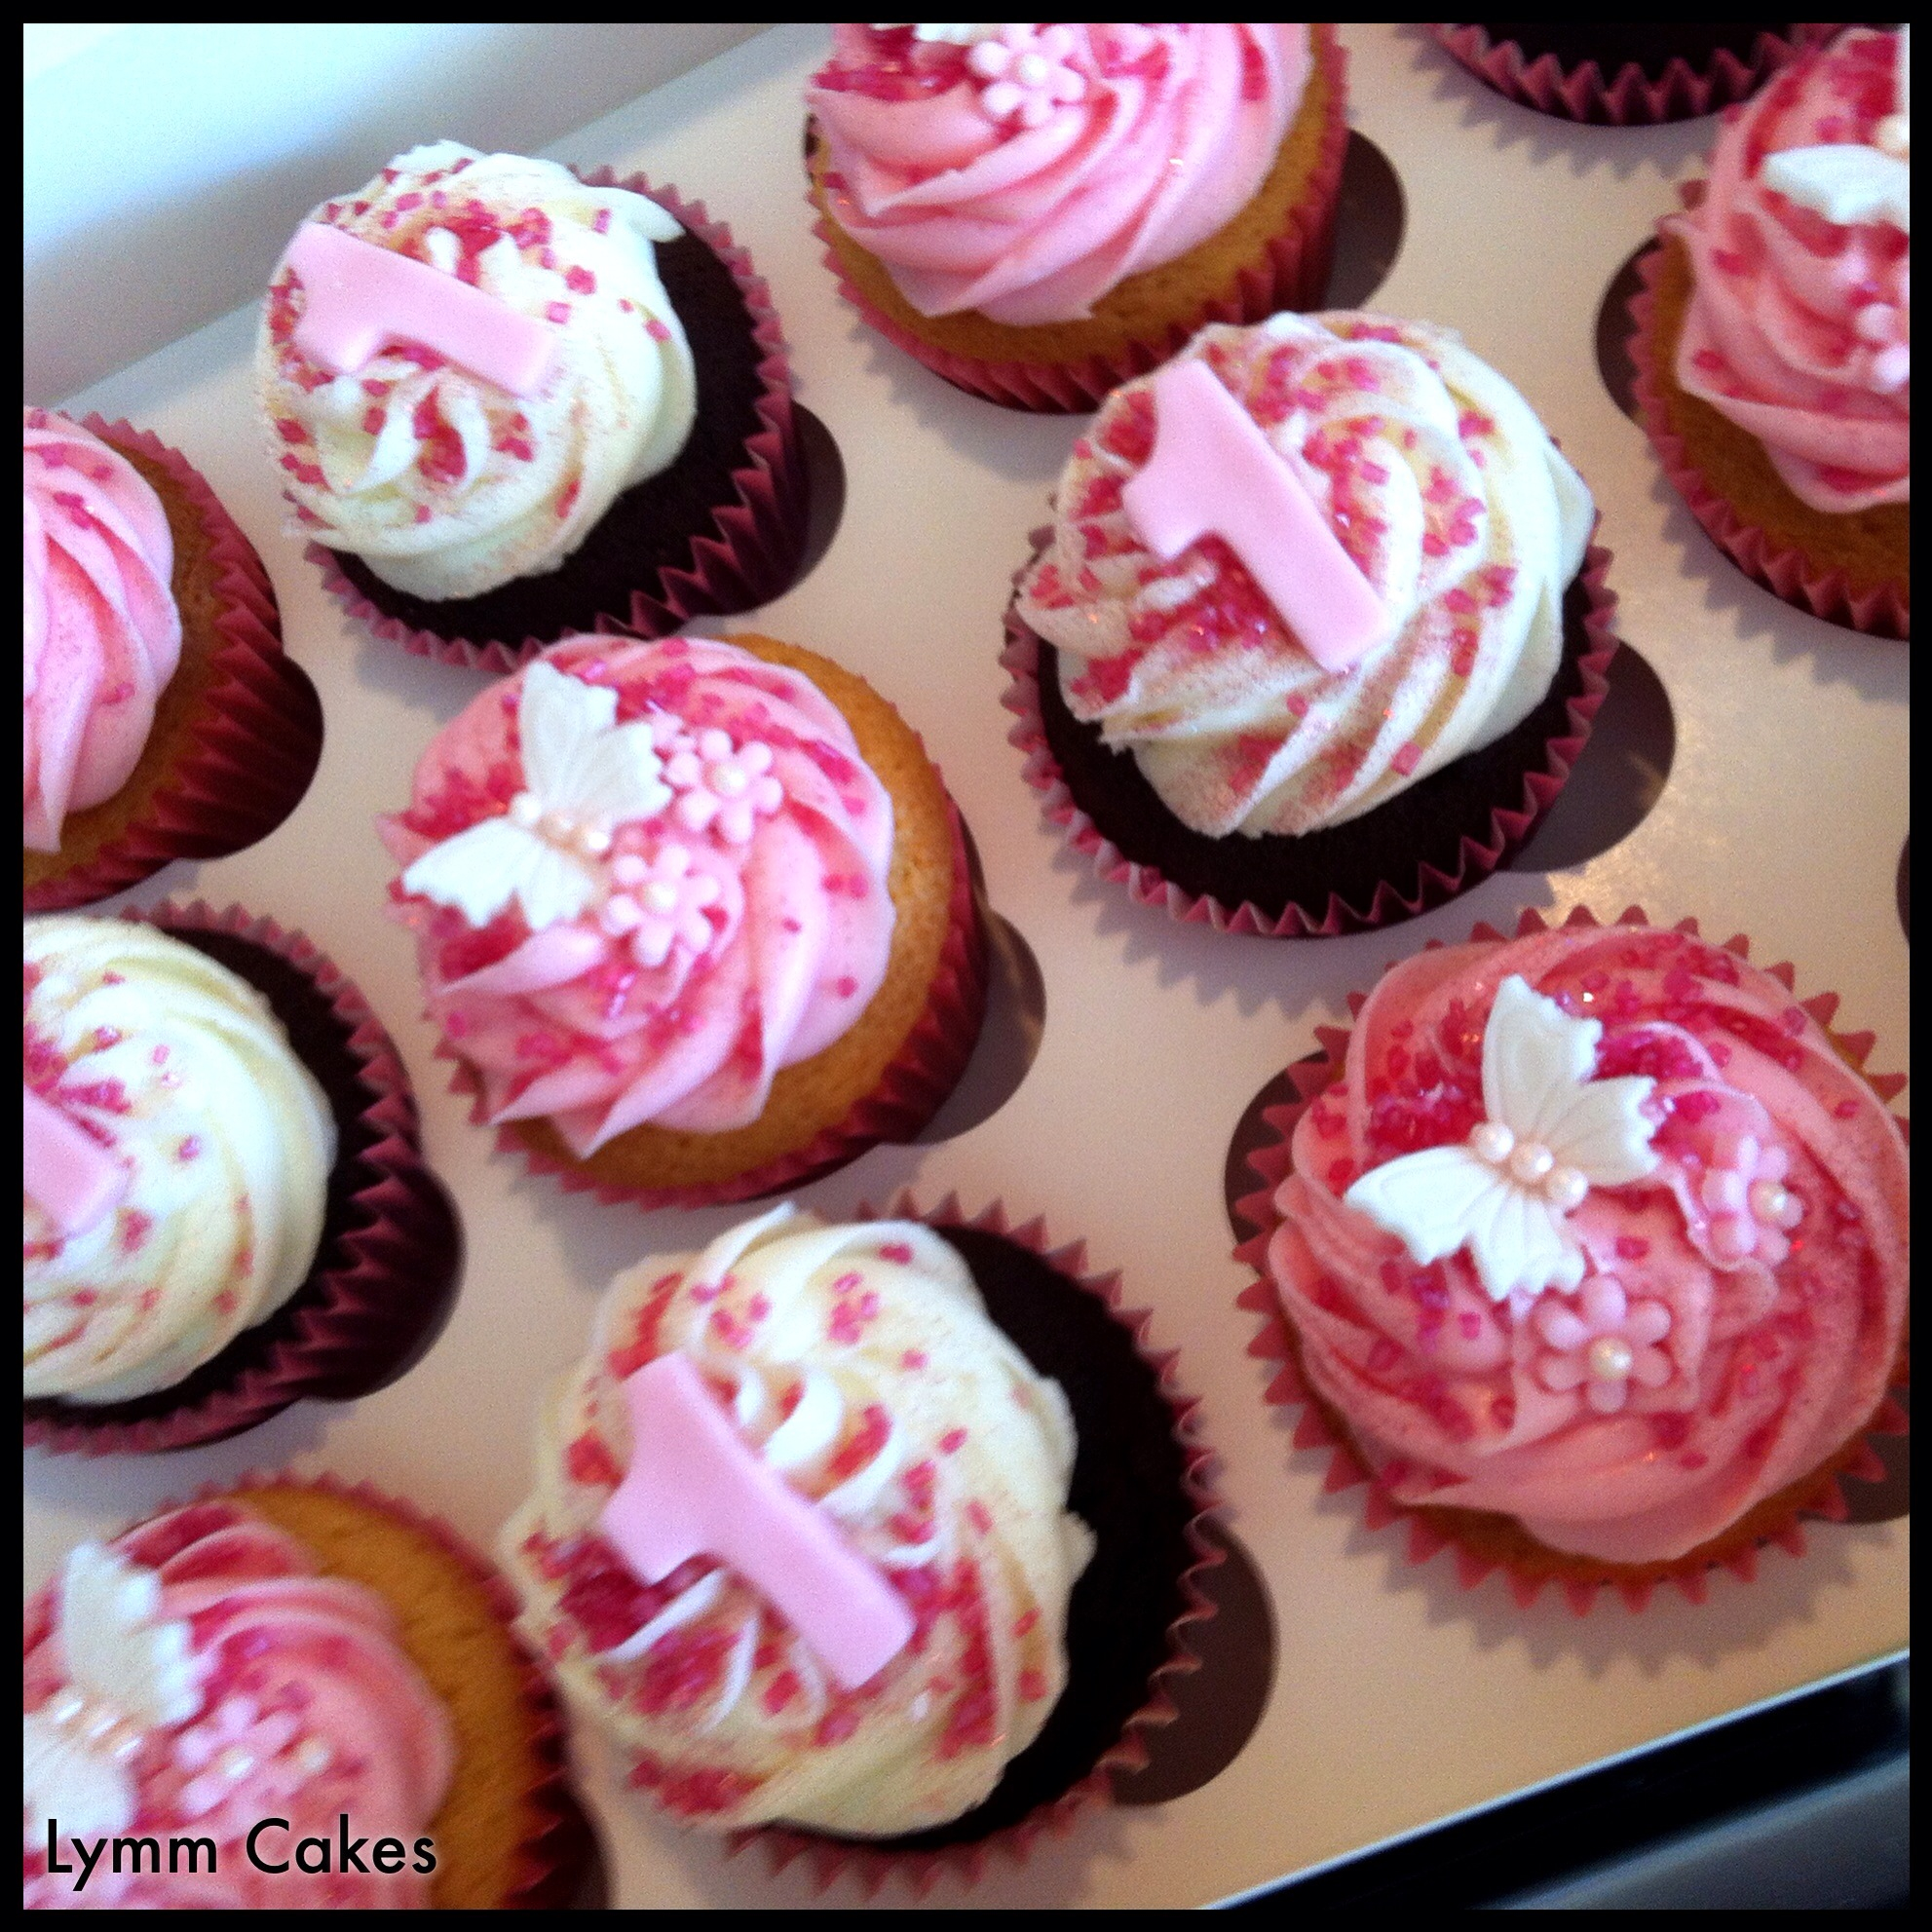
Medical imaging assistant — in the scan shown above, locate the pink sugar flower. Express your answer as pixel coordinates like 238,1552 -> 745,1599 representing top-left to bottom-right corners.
968,23 -> 1087,128
1534,1273 -> 1672,1415
663,730 -> 784,846
601,843 -> 721,968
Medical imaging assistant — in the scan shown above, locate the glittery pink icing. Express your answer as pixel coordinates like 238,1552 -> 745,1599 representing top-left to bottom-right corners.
22,1502 -> 453,1908
22,411 -> 183,852
1666,29 -> 1910,512
379,635 -> 896,1155
1267,926 -> 1909,1566
809,24 -> 1309,325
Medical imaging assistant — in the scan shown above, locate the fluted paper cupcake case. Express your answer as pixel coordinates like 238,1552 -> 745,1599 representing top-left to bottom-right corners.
24,902 -> 464,1457
1002,536 -> 1620,937
1430,23 -> 1834,126
440,791 -> 990,1211
24,417 -> 323,913
1231,903 -> 1911,1614
1628,235 -> 1911,641
312,175 -> 809,673
808,25 -> 1349,414
54,1471 -> 593,1908
728,1193 -> 1223,1898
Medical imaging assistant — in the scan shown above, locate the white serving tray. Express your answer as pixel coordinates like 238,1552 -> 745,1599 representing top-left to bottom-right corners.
25,23 -> 1908,1909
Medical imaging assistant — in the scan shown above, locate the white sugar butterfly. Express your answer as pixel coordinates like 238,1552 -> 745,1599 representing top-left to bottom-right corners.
23,1544 -> 203,1840
402,661 -> 671,931
1762,25 -> 1909,232
1344,974 -> 1661,1304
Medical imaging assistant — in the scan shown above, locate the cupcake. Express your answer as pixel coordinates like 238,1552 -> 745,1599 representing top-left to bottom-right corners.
501,1199 -> 1210,1881
23,907 -> 462,1455
23,410 -> 322,912
1431,24 -> 1832,126
1004,313 -> 1616,936
807,24 -> 1348,411
24,1478 -> 586,1907
1238,908 -> 1910,1602
1632,28 -> 1910,637
379,631 -> 988,1207
255,141 -> 806,670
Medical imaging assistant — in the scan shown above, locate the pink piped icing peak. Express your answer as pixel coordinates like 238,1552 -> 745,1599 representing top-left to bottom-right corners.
23,411 -> 183,852
601,1352 -> 915,1690
810,24 -> 1310,325
22,1502 -> 453,1908
284,221 -> 555,397
1666,29 -> 1910,513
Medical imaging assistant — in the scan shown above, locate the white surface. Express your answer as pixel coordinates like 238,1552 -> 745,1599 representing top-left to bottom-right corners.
24,22 -> 1910,1910
23,21 -> 761,401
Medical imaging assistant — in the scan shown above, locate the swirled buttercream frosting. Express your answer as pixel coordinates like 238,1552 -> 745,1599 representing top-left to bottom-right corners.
810,24 -> 1310,325
379,635 -> 896,1157
1265,922 -> 1909,1565
23,412 -> 183,852
23,1501 -> 452,1907
23,917 -> 335,1405
1014,314 -> 1594,837
1665,28 -> 1909,512
255,140 -> 698,600
501,1203 -> 1093,1834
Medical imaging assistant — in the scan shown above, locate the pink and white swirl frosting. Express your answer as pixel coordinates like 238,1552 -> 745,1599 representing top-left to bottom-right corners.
1267,924 -> 1909,1566
810,24 -> 1310,325
1015,315 -> 1593,837
23,1501 -> 453,1908
23,411 -> 183,852
501,1204 -> 1092,1835
379,636 -> 896,1157
1666,28 -> 1910,512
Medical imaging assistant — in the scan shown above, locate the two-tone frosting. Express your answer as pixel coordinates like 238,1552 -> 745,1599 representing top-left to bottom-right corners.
23,411 -> 183,852
1014,314 -> 1593,838
254,140 -> 697,600
379,635 -> 896,1157
1266,924 -> 1909,1566
23,918 -> 335,1405
810,24 -> 1310,325
1666,27 -> 1910,512
501,1204 -> 1093,1835
23,1502 -> 452,1908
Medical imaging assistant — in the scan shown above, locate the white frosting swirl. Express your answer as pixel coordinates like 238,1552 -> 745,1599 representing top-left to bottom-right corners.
23,918 -> 335,1404
1015,314 -> 1594,836
254,140 -> 697,600
502,1204 -> 1094,1836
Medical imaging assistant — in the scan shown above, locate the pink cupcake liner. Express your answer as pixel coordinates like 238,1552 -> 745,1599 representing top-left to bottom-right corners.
25,901 -> 463,1457
25,417 -> 323,913
809,24 -> 1349,414
1430,23 -> 1835,126
444,789 -> 991,1211
1629,238 -> 1910,640
313,175 -> 809,672
737,1193 -> 1224,1898
41,1471 -> 594,1907
1001,535 -> 1620,938
1231,901 -> 1911,1614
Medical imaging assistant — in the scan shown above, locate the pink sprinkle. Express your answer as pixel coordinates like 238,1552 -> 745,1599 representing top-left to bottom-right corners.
1019,1669 -> 1048,1702
565,264 -> 596,295
592,208 -> 612,234
646,318 -> 672,343
834,974 -> 858,999
177,1135 -> 203,1163
939,1427 -> 967,1456
879,1242 -> 914,1265
1834,1099 -> 1860,1118
414,505 -> 433,524
546,301 -> 572,325
966,1500 -> 993,1535
1391,740 -> 1422,777
1614,1235 -> 1650,1261
900,1349 -> 928,1371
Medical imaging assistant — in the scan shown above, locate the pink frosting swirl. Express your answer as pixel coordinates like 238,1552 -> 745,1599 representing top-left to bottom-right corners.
1666,29 -> 1910,512
809,24 -> 1309,325
1266,924 -> 1909,1566
22,412 -> 183,852
23,1502 -> 453,1909
380,635 -> 896,1156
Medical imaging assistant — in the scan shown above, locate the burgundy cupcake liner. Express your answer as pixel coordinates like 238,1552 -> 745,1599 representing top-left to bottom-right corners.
314,175 -> 809,672
1231,902 -> 1911,1614
810,24 -> 1350,414
24,901 -> 463,1456
1001,536 -> 1620,937
25,417 -> 323,913
1430,23 -> 1835,126
738,1194 -> 1224,1897
446,790 -> 991,1211
1629,238 -> 1910,640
